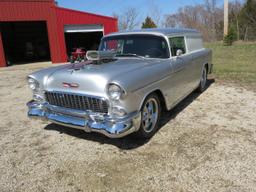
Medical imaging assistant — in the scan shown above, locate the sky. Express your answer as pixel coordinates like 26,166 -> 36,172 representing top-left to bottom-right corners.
57,0 -> 224,19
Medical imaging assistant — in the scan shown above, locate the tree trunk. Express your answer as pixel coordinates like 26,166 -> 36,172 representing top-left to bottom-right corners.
236,16 -> 239,41
244,26 -> 248,41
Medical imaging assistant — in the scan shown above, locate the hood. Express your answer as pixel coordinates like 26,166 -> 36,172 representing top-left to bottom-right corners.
42,58 -> 157,97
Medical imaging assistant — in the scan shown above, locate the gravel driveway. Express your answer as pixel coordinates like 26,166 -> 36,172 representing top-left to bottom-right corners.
0,63 -> 256,192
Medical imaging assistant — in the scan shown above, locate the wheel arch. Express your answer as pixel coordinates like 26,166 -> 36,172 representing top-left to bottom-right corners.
198,62 -> 209,80
204,62 -> 209,74
139,89 -> 168,112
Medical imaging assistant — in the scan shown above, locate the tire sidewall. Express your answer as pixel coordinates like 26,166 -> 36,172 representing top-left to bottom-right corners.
136,93 -> 161,139
198,65 -> 208,92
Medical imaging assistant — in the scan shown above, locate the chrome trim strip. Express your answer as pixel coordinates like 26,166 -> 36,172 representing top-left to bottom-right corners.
44,90 -> 108,101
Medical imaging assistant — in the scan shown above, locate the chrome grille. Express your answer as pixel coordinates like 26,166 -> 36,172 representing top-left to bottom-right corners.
45,91 -> 108,114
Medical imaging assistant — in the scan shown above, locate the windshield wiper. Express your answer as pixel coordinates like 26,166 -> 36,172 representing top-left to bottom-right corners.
116,53 -> 145,59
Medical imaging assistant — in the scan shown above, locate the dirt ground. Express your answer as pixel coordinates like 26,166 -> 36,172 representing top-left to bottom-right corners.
0,63 -> 256,192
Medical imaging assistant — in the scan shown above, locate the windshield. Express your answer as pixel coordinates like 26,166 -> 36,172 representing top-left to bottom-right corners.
99,35 -> 170,59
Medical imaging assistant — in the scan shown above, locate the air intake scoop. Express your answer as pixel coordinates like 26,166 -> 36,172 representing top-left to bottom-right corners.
86,50 -> 116,61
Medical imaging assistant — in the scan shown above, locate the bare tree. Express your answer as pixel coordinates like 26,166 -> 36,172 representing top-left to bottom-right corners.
229,1 -> 243,40
163,5 -> 214,40
204,0 -> 217,41
163,14 -> 178,27
113,8 -> 140,31
147,0 -> 162,27
163,0 -> 256,41
163,2 -> 224,41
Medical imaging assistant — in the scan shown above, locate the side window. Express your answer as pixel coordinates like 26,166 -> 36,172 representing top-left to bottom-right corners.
169,37 -> 186,56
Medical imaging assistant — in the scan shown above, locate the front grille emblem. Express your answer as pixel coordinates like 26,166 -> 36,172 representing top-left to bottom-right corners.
62,82 -> 79,88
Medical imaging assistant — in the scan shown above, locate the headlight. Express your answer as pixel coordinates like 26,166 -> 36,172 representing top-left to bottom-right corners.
107,84 -> 125,100
28,77 -> 39,91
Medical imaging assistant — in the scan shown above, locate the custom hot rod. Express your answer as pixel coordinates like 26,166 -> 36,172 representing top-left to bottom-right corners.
27,28 -> 212,138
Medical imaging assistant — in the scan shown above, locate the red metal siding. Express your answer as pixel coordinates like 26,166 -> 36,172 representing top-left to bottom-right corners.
0,1 -> 55,21
0,0 -> 63,65
0,0 -> 117,66
0,32 -> 6,67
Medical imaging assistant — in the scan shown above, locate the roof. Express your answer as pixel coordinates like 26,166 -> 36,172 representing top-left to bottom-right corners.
104,28 -> 200,37
56,7 -> 117,21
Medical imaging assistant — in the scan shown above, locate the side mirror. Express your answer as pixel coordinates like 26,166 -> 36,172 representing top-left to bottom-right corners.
176,49 -> 183,56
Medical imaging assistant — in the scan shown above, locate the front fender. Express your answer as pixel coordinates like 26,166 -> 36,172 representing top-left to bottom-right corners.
108,60 -> 171,113
111,59 -> 171,93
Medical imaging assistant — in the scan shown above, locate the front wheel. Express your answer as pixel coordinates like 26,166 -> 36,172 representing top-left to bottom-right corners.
197,66 -> 208,93
135,93 -> 161,139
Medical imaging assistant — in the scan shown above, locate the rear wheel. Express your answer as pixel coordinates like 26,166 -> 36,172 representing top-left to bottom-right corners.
197,65 -> 208,93
135,93 -> 161,139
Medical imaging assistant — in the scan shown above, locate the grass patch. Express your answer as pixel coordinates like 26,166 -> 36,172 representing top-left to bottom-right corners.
205,42 -> 256,84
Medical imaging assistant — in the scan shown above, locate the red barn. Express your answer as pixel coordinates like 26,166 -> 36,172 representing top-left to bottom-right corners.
0,0 -> 118,67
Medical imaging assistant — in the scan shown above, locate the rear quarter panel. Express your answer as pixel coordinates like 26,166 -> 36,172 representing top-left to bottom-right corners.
185,48 -> 212,92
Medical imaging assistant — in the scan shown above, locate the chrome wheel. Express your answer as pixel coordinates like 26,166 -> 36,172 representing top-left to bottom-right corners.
142,98 -> 159,133
200,67 -> 207,89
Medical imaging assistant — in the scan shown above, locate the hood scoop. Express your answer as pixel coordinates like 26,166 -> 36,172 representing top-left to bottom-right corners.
86,50 -> 117,64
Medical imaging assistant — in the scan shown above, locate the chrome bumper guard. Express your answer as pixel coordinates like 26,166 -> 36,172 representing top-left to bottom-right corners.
27,100 -> 141,138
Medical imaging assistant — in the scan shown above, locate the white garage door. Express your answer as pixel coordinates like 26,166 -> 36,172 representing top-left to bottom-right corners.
64,24 -> 104,33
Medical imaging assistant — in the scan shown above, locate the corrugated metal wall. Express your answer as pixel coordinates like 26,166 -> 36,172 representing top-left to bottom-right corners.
0,0 -> 55,21
0,0 -> 62,66
0,0 -> 118,67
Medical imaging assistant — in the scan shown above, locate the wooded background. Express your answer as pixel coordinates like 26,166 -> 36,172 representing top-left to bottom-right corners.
113,0 -> 256,42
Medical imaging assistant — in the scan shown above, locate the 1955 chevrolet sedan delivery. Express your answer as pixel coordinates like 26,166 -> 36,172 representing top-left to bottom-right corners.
27,28 -> 213,138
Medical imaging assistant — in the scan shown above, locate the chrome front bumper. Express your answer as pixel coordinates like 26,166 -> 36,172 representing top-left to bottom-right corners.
27,100 -> 141,138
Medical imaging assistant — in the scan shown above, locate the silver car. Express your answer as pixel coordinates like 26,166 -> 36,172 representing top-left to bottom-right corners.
27,28 -> 213,138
